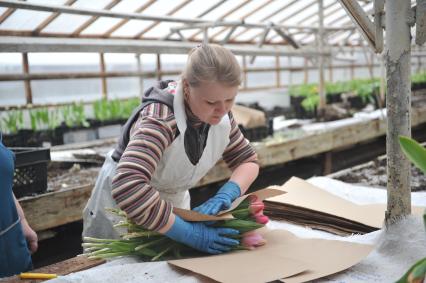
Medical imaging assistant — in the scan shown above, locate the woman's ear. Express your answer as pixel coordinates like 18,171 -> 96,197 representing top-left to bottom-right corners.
182,79 -> 190,100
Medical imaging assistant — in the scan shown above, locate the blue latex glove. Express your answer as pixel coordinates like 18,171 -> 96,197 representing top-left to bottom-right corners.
165,215 -> 239,254
193,181 -> 241,216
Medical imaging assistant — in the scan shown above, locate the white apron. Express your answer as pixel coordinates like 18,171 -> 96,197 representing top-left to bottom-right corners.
82,83 -> 231,239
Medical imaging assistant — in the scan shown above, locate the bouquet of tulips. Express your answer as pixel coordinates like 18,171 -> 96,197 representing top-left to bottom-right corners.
83,195 -> 269,261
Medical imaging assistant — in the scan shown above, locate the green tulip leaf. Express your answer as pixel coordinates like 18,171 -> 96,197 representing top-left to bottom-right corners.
409,258 -> 426,282
399,136 -> 426,175
396,257 -> 426,283
424,208 -> 426,232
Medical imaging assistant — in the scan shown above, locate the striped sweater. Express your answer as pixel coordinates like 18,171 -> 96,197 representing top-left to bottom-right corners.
111,96 -> 258,232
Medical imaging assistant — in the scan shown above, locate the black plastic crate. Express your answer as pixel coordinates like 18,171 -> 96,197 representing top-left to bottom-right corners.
11,147 -> 51,198
239,124 -> 271,142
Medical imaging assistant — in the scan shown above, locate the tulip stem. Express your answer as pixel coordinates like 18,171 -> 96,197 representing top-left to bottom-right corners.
151,244 -> 177,261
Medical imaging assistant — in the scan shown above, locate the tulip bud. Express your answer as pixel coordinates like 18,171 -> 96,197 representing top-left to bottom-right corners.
242,231 -> 267,249
254,213 -> 269,224
249,201 -> 265,215
248,195 -> 259,203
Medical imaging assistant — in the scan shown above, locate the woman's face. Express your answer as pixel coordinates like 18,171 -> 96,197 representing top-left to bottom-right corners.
184,80 -> 238,125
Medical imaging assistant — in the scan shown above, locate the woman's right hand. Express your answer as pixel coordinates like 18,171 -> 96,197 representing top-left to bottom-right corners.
164,215 -> 239,254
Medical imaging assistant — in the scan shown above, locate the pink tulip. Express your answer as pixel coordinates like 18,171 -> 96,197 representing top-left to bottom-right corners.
242,231 -> 267,249
249,201 -> 265,215
248,195 -> 259,203
254,212 -> 269,224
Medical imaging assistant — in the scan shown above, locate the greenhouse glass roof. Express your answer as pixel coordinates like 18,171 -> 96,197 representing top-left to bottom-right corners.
0,0 -> 421,55
0,1 -> 369,44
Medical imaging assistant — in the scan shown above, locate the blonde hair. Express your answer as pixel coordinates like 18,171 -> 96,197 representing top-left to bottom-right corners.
182,44 -> 241,87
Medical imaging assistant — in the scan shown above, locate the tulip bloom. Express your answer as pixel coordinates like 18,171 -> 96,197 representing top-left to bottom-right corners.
242,231 -> 267,250
249,201 -> 264,214
248,195 -> 259,203
252,209 -> 269,224
254,213 -> 269,224
247,195 -> 268,224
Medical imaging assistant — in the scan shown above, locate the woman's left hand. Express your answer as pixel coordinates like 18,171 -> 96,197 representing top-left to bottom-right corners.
193,181 -> 241,215
21,219 -> 38,253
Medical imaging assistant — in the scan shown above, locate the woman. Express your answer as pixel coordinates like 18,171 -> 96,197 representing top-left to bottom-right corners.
83,44 -> 259,254
0,134 -> 38,277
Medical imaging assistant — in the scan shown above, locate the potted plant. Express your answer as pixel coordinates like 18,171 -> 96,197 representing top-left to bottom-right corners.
1,110 -> 38,147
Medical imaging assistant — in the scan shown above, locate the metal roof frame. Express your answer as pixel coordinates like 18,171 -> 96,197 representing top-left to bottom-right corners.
0,0 -> 423,55
0,35 -> 331,57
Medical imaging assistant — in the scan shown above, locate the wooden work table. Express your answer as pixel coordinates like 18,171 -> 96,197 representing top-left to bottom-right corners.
0,256 -> 105,283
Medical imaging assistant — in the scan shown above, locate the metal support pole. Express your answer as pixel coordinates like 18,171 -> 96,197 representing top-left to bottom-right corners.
135,53 -> 144,97
304,58 -> 308,83
288,57 -> 293,88
318,0 -> 326,111
22,53 -> 33,105
416,46 -> 422,73
380,54 -> 385,104
242,55 -> 248,90
361,44 -> 374,78
221,26 -> 238,45
385,0 -> 412,224
275,55 -> 281,88
417,56 -> 421,73
156,53 -> 162,81
350,47 -> 355,80
203,28 -> 209,44
323,152 -> 333,175
99,53 -> 108,99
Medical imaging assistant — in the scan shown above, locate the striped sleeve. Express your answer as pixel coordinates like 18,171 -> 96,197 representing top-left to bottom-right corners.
111,102 -> 177,231
222,112 -> 259,170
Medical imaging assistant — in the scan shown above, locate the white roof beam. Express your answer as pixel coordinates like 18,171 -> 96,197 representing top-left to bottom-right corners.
0,36 -> 329,57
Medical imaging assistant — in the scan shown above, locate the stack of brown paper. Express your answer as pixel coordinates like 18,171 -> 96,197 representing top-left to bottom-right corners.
169,229 -> 373,283
264,177 -> 425,235
168,180 -> 379,282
